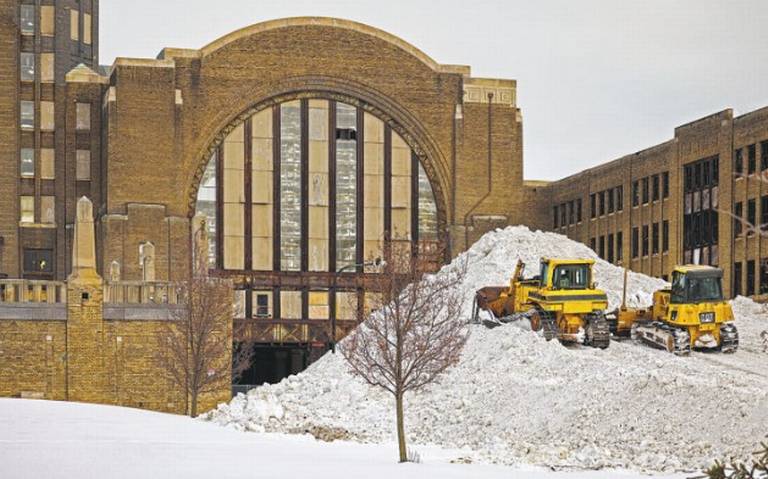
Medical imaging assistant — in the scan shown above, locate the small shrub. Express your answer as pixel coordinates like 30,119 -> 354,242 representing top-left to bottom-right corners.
692,442 -> 768,479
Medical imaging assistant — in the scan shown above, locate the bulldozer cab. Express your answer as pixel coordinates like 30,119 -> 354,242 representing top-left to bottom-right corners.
540,258 -> 593,291
670,266 -> 724,304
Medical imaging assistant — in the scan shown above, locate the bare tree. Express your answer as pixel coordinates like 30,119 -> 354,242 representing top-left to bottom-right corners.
341,241 -> 469,462
156,276 -> 252,417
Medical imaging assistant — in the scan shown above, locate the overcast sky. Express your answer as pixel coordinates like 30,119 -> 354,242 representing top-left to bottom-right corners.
100,0 -> 768,181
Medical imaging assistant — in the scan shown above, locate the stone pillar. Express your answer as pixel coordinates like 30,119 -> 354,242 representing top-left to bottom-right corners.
66,197 -> 109,404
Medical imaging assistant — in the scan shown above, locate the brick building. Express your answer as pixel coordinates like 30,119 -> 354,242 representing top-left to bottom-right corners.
0,1 -> 767,402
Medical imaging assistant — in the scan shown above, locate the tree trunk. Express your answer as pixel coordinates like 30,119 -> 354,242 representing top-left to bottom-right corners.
190,392 -> 198,418
396,391 -> 407,462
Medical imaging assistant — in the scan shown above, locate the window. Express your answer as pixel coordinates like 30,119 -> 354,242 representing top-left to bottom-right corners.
641,177 -> 649,204
747,260 -> 755,296
552,264 -> 590,290
576,199 -> 582,223
76,103 -> 90,130
652,175 -> 659,201
84,13 -> 92,45
20,101 -> 34,129
560,203 -> 566,226
20,5 -> 35,34
41,53 -> 54,83
20,52 -> 34,81
335,102 -> 357,270
748,144 -> 757,175
642,225 -> 649,256
598,236 -> 605,259
41,101 -> 54,131
763,195 -> 768,232
20,148 -> 34,178
761,260 -> 768,295
748,199 -> 756,235
598,191 -> 605,216
662,220 -> 669,252
590,237 -> 596,252
590,194 -> 596,218
40,196 -> 55,224
23,249 -> 53,275
607,233 -> 614,263
76,150 -> 90,180
735,148 -> 743,175
762,141 -> 768,171
734,202 -> 743,237
632,181 -> 639,206
20,196 -> 34,223
607,188 -> 614,214
70,10 -> 79,42
616,185 -> 623,211
662,172 -> 669,198
631,227 -> 639,258
733,262 -> 742,297
254,292 -> 271,318
553,206 -> 558,228
41,148 -> 54,179
40,5 -> 54,36
652,222 -> 659,254
616,232 -> 623,262
568,201 -> 575,225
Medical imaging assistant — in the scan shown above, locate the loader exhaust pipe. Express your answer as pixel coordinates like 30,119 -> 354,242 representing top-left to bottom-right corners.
621,267 -> 628,310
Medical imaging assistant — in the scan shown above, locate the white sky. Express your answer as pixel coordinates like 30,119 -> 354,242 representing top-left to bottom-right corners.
99,0 -> 768,181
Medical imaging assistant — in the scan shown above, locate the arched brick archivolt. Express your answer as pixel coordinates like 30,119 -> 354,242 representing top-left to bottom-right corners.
185,78 -> 450,237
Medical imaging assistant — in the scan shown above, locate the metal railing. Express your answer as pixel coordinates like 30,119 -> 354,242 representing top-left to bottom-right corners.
0,279 -> 67,304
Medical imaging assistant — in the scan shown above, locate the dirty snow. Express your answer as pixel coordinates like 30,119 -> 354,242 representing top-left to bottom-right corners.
206,226 -> 768,473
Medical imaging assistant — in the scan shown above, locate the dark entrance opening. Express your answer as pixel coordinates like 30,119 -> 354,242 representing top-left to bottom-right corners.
234,344 -> 323,395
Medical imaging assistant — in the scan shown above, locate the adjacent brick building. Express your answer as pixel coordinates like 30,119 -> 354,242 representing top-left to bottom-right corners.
1,1 -> 767,404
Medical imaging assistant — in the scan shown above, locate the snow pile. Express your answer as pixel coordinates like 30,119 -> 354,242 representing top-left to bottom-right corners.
206,226 -> 768,473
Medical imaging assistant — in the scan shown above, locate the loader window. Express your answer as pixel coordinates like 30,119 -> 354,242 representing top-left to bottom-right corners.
552,264 -> 589,290
687,277 -> 723,302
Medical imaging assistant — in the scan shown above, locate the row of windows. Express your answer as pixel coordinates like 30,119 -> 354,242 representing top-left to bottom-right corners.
19,101 -> 91,131
632,172 -> 670,206
590,232 -> 623,264
630,221 -> 670,258
552,199 -> 582,228
732,195 -> 768,237
20,52 -> 54,83
19,4 -> 92,45
734,141 -> 768,176
19,196 -> 55,225
732,260 -> 768,297
683,157 -> 719,266
18,148 -> 91,181
590,185 -> 623,218
232,289 -> 360,321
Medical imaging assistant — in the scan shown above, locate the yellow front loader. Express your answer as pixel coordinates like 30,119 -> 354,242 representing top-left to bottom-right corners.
472,258 -> 610,348
608,265 -> 738,355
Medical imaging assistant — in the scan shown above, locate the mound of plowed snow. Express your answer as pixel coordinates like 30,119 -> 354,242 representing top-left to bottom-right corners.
206,226 -> 768,473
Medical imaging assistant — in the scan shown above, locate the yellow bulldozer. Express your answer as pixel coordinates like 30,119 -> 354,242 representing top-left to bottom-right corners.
608,265 -> 738,355
472,258 -> 610,348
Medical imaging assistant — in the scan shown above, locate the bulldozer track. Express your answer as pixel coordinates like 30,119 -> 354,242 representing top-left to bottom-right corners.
631,320 -> 691,356
584,312 -> 610,349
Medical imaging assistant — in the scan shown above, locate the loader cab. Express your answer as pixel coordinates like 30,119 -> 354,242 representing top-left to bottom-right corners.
540,259 -> 593,291
670,266 -> 724,304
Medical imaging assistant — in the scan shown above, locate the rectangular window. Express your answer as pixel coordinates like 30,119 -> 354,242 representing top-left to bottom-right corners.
20,52 -> 35,81
616,185 -> 623,211
335,102 -> 357,270
40,5 -> 54,36
253,292 -> 272,318
560,203 -> 566,227
616,232 -> 623,262
20,196 -> 34,223
553,206 -> 558,229
41,53 -> 54,83
23,249 -> 53,275
632,181 -> 639,206
599,191 -> 605,216
41,148 -> 54,179
590,237 -> 596,252
590,194 -> 596,218
607,233 -> 614,263
598,235 -> 605,259
733,262 -> 742,297
576,199 -> 582,223
607,188 -> 614,213
83,13 -> 92,45
70,10 -> 79,41
20,5 -> 35,34
734,202 -> 743,237
735,148 -> 743,175
76,103 -> 90,130
662,220 -> 669,252
747,260 -> 755,296
20,148 -> 34,178
641,177 -> 649,204
652,222 -> 659,254
642,225 -> 649,256
40,196 -> 55,224
20,101 -> 34,130
762,196 -> 768,231
761,260 -> 768,295
762,141 -> 768,171
652,175 -> 659,201
41,101 -> 54,131
662,172 -> 669,198
748,144 -> 757,174
748,199 -> 756,234
631,227 -> 639,259
568,201 -> 575,225
76,150 -> 90,180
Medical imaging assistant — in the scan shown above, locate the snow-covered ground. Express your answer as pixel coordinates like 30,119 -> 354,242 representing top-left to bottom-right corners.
207,226 -> 768,474
0,399 -> 686,479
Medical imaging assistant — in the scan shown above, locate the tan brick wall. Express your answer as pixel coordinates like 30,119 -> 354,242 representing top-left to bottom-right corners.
0,319 -> 67,399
